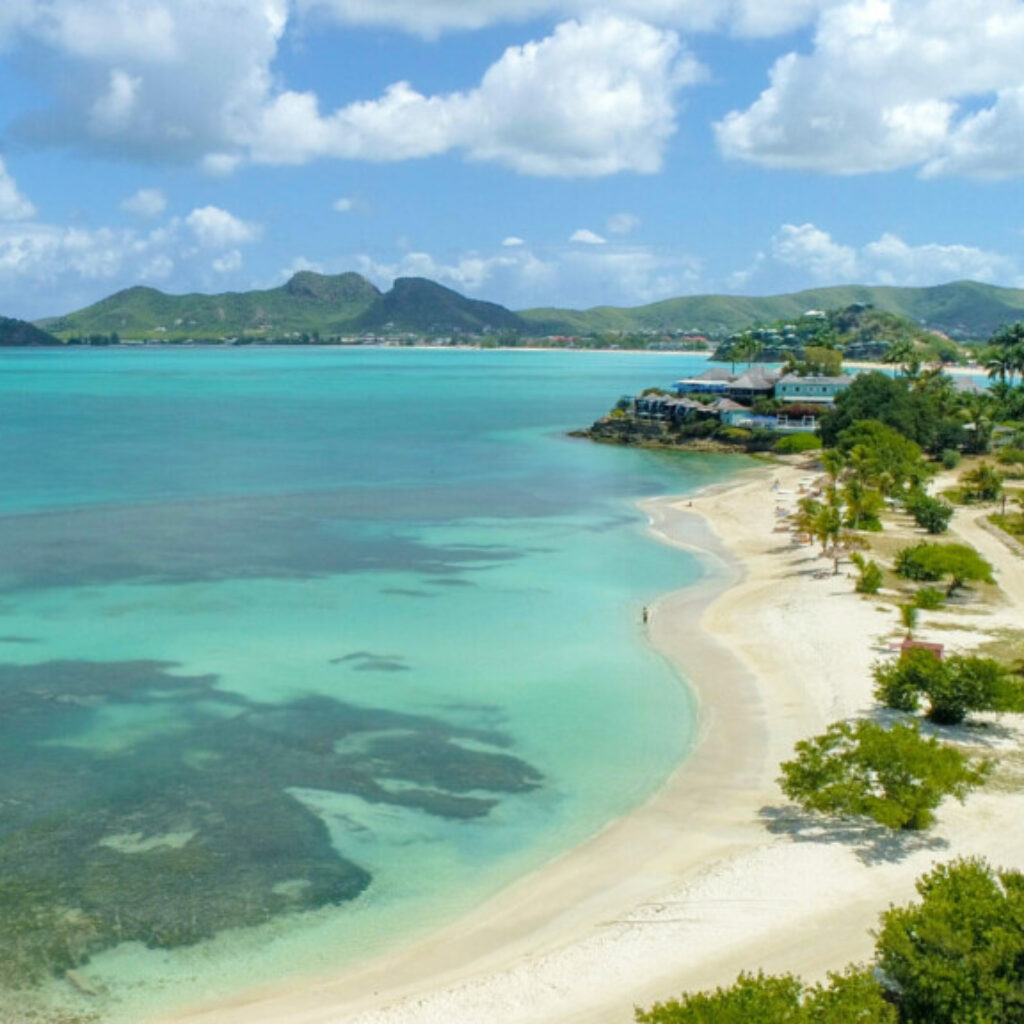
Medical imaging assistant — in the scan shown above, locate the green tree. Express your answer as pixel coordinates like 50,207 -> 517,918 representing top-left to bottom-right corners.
960,462 -> 1004,503
820,373 -> 916,447
778,719 -> 988,830
904,491 -> 954,534
850,553 -> 883,594
873,651 -> 1022,725
635,968 -> 895,1024
837,421 -> 930,495
894,542 -> 995,597
876,858 -> 1024,1024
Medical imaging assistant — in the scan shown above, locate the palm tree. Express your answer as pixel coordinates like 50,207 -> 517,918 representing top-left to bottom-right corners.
899,602 -> 919,640
883,339 -> 917,378
984,345 -> 1015,386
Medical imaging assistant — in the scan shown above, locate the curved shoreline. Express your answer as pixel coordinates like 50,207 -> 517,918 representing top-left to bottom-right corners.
158,461 -> 1024,1024
157,465 -> 790,1024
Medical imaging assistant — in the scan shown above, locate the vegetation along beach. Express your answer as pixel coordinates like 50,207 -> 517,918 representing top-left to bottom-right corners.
5,2 -> 1024,1021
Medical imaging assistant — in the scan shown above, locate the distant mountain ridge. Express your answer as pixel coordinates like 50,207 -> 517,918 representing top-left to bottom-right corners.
28,275 -> 1024,343
0,316 -> 61,347
520,281 -> 1024,341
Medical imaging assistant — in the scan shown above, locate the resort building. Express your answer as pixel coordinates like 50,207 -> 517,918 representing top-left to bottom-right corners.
774,374 -> 853,406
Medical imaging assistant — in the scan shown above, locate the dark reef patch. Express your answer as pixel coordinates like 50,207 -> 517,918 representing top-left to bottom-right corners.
0,492 -> 523,592
0,659 -> 541,989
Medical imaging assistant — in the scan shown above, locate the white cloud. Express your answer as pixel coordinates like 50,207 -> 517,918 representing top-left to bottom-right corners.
246,16 -> 702,176
606,212 -> 640,235
332,197 -> 354,213
120,187 -> 167,218
6,1 -> 290,163
747,222 -> 1020,288
185,206 -> 260,248
299,0 -> 831,38
716,0 -> 1024,178
353,239 -> 702,309
502,236 -> 526,247
770,223 -> 858,281
212,248 -> 243,273
0,158 -> 36,220
570,229 -> 606,245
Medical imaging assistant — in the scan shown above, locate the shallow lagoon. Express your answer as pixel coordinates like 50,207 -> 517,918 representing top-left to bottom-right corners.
0,348 -> 743,1021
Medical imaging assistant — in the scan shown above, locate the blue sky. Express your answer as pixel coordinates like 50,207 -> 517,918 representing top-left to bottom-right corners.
1,0 -> 1024,320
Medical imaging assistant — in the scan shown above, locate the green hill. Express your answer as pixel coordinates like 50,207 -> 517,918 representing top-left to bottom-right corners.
40,271 -> 383,341
34,277 -> 1024,345
39,272 -> 527,341
0,316 -> 61,346
521,282 -> 1024,341
355,277 -> 527,334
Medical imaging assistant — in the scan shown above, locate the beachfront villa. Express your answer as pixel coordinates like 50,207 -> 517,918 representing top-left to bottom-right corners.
641,367 -> 853,433
774,373 -> 854,405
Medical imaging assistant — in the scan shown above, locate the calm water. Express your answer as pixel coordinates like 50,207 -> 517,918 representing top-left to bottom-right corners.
0,347 -> 743,1022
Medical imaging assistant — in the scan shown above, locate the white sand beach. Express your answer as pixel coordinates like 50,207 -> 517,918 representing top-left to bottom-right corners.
160,461 -> 1024,1024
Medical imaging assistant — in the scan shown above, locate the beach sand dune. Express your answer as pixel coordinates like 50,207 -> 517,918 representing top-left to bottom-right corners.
160,462 -> 1024,1024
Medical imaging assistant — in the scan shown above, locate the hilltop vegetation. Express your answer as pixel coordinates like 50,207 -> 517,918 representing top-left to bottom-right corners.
521,281 -> 1024,342
0,316 -> 60,347
18,276 -> 1024,345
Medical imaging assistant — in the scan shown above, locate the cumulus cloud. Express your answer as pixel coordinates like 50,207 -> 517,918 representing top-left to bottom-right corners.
332,197 -> 354,213
247,16 -> 701,176
502,236 -> 526,247
745,222 -> 1020,288
0,158 -> 36,220
120,187 -> 167,218
185,206 -> 260,248
570,229 -> 606,245
5,0 -> 289,163
0,4 -> 705,179
353,238 -> 702,310
716,0 -> 1024,178
212,248 -> 243,273
299,0 -> 831,38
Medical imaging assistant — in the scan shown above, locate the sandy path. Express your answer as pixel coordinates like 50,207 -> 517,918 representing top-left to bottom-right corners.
158,462 -> 1024,1024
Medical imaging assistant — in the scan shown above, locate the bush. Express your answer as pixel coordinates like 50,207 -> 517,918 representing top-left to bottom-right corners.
904,491 -> 954,534
778,719 -> 988,830
894,542 -> 994,595
914,586 -> 945,610
940,448 -> 962,470
876,858 -> 1024,1024
855,560 -> 883,594
997,446 -> 1024,466
717,427 -> 753,444
635,968 -> 896,1024
960,462 -> 1004,502
774,432 -> 822,454
873,651 -> 1022,724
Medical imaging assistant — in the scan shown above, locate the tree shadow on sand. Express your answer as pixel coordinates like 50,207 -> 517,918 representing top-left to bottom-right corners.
758,805 -> 949,866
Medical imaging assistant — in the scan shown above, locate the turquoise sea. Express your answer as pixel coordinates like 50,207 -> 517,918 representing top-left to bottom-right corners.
0,348 -> 743,1022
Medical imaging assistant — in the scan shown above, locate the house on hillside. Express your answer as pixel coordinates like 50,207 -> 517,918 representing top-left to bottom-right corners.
726,367 -> 780,403
774,374 -> 852,405
674,368 -> 734,396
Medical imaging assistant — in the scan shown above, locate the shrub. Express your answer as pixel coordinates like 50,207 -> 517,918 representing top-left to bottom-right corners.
778,719 -> 988,830
914,586 -> 945,610
940,448 -> 962,470
960,462 -> 1004,502
894,542 -> 994,595
635,968 -> 896,1024
873,651 -> 1022,724
904,491 -> 954,534
996,446 -> 1024,466
855,560 -> 883,594
876,858 -> 1024,1024
774,432 -> 822,454
717,427 -> 753,444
